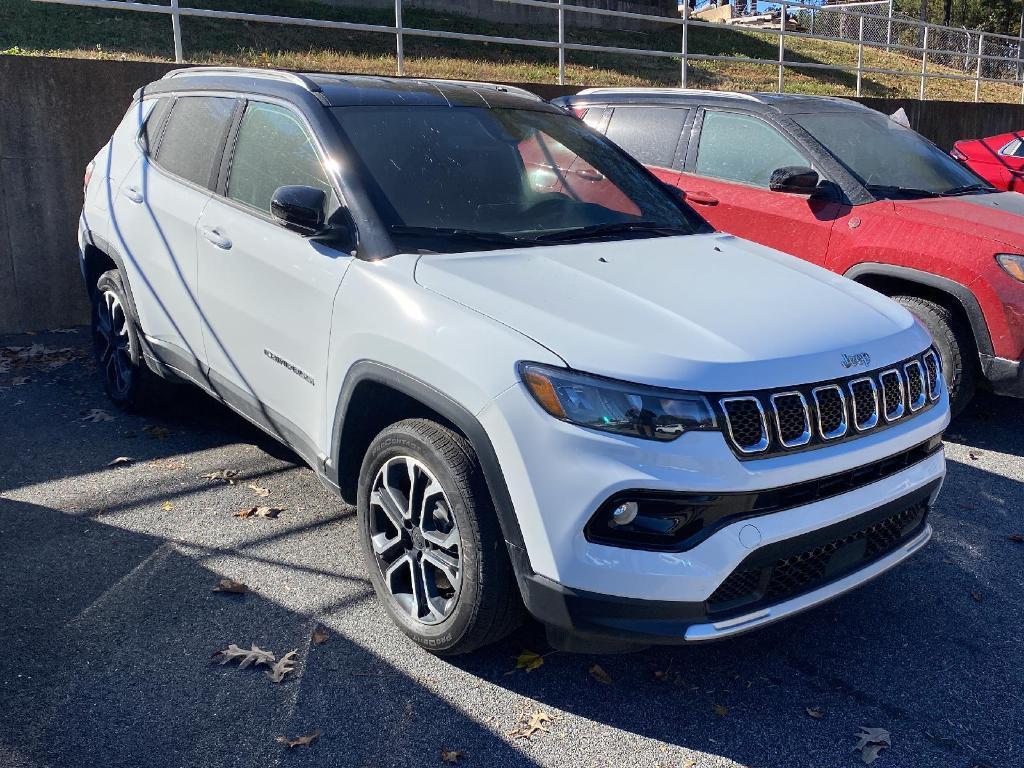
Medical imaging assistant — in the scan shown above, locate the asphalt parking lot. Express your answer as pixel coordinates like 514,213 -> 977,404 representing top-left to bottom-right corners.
1,330 -> 1021,768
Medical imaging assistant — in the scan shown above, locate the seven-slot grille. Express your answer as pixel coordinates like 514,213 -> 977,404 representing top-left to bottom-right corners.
717,350 -> 940,458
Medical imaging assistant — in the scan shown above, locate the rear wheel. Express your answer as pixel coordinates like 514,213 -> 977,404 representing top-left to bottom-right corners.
357,419 -> 523,655
893,294 -> 976,416
91,269 -> 164,411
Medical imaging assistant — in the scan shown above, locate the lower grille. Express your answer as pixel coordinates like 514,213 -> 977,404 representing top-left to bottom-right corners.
708,494 -> 930,615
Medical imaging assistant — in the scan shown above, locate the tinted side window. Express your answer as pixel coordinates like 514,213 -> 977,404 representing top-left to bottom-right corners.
139,97 -> 171,156
604,107 -> 688,169
227,102 -> 333,215
154,96 -> 236,189
695,111 -> 808,187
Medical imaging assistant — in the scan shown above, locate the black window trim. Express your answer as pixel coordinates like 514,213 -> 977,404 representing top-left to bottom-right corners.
687,106 -> 821,192
134,95 -> 173,159
214,95 -> 346,234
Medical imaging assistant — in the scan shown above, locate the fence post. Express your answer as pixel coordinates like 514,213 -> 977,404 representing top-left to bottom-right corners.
170,0 -> 183,63
778,1 -> 786,93
681,0 -> 689,88
886,0 -> 893,51
395,0 -> 404,76
856,16 -> 864,97
919,25 -> 928,100
974,32 -> 983,102
557,0 -> 565,85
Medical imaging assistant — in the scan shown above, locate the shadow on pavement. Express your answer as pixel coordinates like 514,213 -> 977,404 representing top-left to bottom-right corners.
0,497 -> 541,768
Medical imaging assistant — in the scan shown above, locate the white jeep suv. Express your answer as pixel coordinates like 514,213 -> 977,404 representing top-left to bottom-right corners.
79,68 -> 949,654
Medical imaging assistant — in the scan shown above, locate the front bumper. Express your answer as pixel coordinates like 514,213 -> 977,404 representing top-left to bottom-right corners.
980,353 -> 1024,397
512,481 -> 935,645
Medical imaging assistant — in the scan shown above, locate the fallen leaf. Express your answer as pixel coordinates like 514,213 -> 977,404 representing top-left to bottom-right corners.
969,451 -> 980,461
143,425 -> 171,439
1008,534 -> 1024,543
515,650 -> 544,673
82,408 -> 113,422
212,578 -> 248,594
440,747 -> 464,763
235,506 -> 285,519
106,456 -> 134,467
509,711 -> 552,740
248,482 -> 271,498
806,706 -> 824,719
311,625 -> 329,645
712,704 -> 728,717
266,650 -> 298,683
971,591 -> 984,603
854,726 -> 891,765
276,730 -> 320,748
201,469 -> 238,484
214,643 -> 276,668
161,501 -> 174,512
980,490 -> 1005,506
588,663 -> 612,684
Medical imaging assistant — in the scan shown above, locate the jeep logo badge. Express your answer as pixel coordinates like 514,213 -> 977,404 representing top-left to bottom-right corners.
841,352 -> 871,369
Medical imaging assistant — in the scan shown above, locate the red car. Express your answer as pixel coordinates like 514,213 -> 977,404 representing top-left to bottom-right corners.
555,89 -> 1024,413
951,131 -> 1024,192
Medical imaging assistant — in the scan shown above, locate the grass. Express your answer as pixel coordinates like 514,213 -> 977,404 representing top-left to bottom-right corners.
2,0 -> 1021,102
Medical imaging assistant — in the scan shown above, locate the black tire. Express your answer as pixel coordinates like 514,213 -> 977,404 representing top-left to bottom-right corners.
893,294 -> 976,416
91,269 -> 165,412
357,418 -> 523,655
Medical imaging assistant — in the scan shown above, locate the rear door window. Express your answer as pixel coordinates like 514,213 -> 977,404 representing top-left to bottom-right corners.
695,110 -> 809,187
154,96 -> 236,189
604,106 -> 688,170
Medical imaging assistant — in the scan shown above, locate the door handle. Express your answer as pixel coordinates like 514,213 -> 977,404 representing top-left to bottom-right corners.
685,191 -> 719,206
200,225 -> 232,250
573,168 -> 605,182
121,185 -> 143,204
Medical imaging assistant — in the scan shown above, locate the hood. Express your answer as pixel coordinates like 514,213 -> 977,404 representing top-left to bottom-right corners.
414,233 -> 931,391
892,191 -> 1024,249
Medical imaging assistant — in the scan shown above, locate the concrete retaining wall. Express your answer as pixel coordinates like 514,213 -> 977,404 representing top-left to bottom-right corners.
3,53 -> 1024,333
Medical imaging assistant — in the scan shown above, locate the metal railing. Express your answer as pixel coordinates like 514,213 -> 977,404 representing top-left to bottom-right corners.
28,0 -> 1024,102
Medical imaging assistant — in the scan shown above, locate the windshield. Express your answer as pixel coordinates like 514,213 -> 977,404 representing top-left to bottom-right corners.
332,105 -> 706,251
794,111 -> 990,197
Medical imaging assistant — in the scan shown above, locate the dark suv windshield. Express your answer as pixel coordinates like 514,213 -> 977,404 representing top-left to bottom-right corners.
332,105 -> 705,251
794,110 -> 990,197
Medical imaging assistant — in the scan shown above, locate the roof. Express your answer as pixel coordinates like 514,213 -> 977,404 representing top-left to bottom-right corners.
561,87 -> 872,114
147,67 -> 557,112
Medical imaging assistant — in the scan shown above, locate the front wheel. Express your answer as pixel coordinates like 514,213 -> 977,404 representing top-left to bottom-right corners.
893,294 -> 976,416
356,419 -> 523,655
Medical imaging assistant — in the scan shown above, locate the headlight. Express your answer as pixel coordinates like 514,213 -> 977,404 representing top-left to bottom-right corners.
518,362 -> 717,441
996,253 -> 1024,282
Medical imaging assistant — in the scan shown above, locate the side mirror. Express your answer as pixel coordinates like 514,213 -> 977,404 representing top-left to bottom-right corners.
271,185 -> 326,235
769,166 -> 820,195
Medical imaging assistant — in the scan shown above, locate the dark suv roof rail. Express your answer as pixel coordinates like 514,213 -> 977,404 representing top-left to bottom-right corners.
162,67 -> 327,99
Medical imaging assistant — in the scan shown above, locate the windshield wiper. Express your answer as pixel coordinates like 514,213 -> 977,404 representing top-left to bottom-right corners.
865,184 -> 939,199
941,183 -> 995,196
532,221 -> 692,243
388,225 -> 537,248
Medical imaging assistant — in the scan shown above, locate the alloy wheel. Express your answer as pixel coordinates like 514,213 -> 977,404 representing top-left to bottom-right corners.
94,289 -> 132,397
369,455 -> 463,625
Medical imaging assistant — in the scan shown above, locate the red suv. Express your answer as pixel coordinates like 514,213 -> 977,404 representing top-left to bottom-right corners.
555,89 -> 1024,413
951,130 -> 1024,192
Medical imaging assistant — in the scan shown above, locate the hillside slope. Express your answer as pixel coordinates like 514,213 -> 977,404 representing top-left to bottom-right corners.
2,0 -> 1020,102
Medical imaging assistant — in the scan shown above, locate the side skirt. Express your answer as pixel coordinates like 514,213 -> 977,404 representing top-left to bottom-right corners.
145,337 -> 341,497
